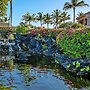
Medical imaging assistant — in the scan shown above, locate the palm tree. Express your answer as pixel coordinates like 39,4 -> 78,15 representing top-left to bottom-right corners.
51,9 -> 61,29
0,0 -> 9,21
43,13 -> 51,28
36,12 -> 44,27
77,12 -> 84,17
63,0 -> 89,22
10,0 -> 12,26
22,12 -> 35,26
19,22 -> 26,26
61,11 -> 70,23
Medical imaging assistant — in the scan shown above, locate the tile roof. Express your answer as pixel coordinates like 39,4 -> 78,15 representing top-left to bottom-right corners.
76,11 -> 90,20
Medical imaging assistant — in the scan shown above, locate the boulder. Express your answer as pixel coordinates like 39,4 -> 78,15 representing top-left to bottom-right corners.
17,52 -> 28,61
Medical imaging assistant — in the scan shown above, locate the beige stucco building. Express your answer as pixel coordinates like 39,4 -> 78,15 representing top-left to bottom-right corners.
76,11 -> 90,26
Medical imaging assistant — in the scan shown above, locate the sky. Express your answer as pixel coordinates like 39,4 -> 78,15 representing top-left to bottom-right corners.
7,0 -> 90,26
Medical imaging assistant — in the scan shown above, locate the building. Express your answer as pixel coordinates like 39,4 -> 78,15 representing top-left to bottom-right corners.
76,11 -> 90,26
0,19 -> 9,27
0,19 -> 15,30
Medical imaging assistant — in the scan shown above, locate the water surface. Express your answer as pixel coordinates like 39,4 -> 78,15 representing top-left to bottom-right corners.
0,53 -> 90,90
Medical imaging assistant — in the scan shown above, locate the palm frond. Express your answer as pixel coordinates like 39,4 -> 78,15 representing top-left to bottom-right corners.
63,2 -> 72,10
76,0 -> 89,7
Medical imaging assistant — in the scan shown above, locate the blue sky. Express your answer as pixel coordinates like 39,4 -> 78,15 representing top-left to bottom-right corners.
7,0 -> 90,26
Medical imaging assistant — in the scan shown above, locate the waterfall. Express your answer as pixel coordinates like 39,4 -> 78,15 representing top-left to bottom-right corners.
17,43 -> 22,51
9,45 -> 13,51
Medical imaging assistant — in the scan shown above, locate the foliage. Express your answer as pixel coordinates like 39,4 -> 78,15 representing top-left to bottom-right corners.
16,25 -> 28,34
59,22 -> 72,28
0,84 -> 10,90
51,9 -> 70,29
36,12 -> 44,27
57,27 -> 90,58
71,23 -> 85,28
59,22 -> 85,28
8,33 -> 14,40
0,0 -> 10,17
21,10 -> 70,29
60,11 -> 70,22
0,30 -> 9,38
51,9 -> 62,29
21,12 -> 35,25
29,28 -> 64,37
63,0 -> 89,22
77,12 -> 84,17
43,13 -> 51,28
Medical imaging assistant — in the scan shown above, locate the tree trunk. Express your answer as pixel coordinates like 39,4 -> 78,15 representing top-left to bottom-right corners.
47,23 -> 49,28
29,21 -> 30,26
73,7 -> 75,22
40,20 -> 42,27
10,0 -> 12,26
56,23 -> 58,29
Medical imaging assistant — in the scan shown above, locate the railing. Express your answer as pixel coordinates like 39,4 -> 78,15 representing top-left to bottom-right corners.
0,22 -> 9,27
0,26 -> 16,30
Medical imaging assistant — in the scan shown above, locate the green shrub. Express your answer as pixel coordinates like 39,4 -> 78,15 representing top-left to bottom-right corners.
71,23 -> 85,28
59,22 -> 85,29
57,28 -> 90,58
16,25 -> 28,34
59,22 -> 72,28
0,30 -> 8,38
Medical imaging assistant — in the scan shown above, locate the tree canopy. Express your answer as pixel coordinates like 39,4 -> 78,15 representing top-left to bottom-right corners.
63,0 -> 89,22
0,0 -> 10,18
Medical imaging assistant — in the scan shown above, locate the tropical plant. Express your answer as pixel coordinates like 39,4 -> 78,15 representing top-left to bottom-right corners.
63,0 -> 89,22
61,11 -> 70,23
0,15 -> 8,22
77,12 -> 84,17
0,0 -> 10,18
43,13 -> 51,28
16,25 -> 28,34
19,22 -> 26,26
51,9 -> 62,29
57,27 -> 90,58
59,22 -> 85,28
22,12 -> 35,26
36,12 -> 44,27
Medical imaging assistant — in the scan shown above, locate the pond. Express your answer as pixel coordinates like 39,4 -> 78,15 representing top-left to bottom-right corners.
0,53 -> 90,90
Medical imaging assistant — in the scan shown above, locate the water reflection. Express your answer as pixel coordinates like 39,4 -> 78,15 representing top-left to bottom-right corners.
16,64 -> 36,86
0,62 -> 16,90
0,53 -> 90,90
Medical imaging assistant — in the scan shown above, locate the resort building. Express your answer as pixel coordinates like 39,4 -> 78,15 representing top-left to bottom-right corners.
76,11 -> 90,26
0,19 -> 9,27
0,19 -> 14,30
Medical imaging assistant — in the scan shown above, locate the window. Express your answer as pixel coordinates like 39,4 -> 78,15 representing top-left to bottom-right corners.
79,20 -> 83,24
85,18 -> 87,25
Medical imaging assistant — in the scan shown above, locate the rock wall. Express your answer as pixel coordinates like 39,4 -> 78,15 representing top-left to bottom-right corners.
0,33 -> 90,76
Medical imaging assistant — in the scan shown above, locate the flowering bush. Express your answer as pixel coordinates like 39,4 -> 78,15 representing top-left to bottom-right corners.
57,27 -> 90,58
28,28 -> 64,37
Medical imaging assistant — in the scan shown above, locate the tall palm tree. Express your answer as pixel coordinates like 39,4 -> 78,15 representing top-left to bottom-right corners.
61,11 -> 70,23
63,0 -> 89,22
51,9 -> 61,29
43,13 -> 51,28
36,12 -> 44,27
